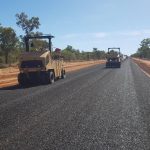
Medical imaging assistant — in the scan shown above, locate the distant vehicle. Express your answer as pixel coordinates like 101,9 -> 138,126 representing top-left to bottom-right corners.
18,35 -> 66,86
106,48 -> 121,68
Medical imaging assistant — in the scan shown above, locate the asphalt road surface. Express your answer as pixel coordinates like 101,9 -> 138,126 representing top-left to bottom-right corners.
0,59 -> 150,150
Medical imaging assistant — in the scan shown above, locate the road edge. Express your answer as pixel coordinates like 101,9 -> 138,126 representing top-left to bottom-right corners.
133,61 -> 150,78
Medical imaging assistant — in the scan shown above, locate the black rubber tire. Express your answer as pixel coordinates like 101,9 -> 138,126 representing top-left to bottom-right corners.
18,73 -> 27,86
61,70 -> 66,79
118,63 -> 121,68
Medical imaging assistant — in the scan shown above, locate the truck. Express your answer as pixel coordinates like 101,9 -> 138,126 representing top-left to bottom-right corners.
18,35 -> 66,86
106,48 -> 121,68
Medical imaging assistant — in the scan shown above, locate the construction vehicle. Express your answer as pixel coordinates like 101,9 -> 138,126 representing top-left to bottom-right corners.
106,48 -> 121,68
18,35 -> 66,86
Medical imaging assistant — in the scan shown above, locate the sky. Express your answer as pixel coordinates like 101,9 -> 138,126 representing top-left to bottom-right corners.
1,0 -> 150,55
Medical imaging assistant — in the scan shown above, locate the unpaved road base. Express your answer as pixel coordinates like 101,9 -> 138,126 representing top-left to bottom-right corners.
0,60 -> 105,88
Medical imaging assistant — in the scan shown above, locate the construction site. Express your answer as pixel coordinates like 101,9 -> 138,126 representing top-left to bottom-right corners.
0,0 -> 150,150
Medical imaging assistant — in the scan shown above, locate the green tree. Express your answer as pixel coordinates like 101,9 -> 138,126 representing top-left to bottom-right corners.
27,32 -> 49,51
93,48 -> 106,59
81,51 -> 90,60
139,38 -> 150,58
133,38 -> 150,58
140,38 -> 150,47
30,39 -> 49,51
0,27 -> 18,64
62,45 -> 77,61
16,12 -> 40,35
61,45 -> 106,61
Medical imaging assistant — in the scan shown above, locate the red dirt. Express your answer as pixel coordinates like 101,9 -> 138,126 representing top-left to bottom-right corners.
133,58 -> 150,75
0,60 -> 105,88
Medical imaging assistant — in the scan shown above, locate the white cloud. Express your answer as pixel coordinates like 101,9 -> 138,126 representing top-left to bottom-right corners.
61,33 -> 81,39
60,29 -> 150,40
90,32 -> 108,38
60,32 -> 108,40
57,29 -> 150,55
118,29 -> 150,37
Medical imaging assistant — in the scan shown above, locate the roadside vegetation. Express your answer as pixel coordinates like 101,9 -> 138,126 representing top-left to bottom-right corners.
131,38 -> 150,59
0,12 -> 106,68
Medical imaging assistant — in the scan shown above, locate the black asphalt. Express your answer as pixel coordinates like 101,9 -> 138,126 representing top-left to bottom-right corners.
0,59 -> 150,150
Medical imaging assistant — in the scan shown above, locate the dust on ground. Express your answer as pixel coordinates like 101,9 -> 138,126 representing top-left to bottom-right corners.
133,58 -> 150,75
0,60 -> 105,88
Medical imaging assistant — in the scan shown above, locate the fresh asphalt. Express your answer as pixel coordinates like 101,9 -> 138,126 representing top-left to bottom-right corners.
0,59 -> 150,150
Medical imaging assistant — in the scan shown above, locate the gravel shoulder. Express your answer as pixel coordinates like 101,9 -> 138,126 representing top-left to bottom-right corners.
133,58 -> 150,76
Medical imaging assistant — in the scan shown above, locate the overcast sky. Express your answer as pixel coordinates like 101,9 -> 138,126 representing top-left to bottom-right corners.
1,0 -> 150,55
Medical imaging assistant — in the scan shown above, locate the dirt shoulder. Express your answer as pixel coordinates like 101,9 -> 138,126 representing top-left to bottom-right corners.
0,60 -> 105,88
133,58 -> 150,76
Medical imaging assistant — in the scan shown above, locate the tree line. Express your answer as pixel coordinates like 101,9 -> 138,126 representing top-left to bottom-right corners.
61,46 -> 106,61
0,12 -> 106,66
131,38 -> 150,59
